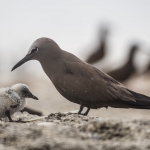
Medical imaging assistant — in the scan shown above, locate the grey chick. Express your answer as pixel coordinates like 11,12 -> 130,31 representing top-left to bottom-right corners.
0,83 -> 38,122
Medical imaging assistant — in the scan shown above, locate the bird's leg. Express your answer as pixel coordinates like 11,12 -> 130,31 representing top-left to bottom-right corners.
5,110 -> 14,122
82,108 -> 90,116
78,105 -> 84,114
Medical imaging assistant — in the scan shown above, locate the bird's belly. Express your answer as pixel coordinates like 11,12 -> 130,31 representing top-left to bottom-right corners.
56,85 -> 107,108
58,91 -> 108,109
54,77 -> 111,108
55,79 -> 103,107
57,87 -> 81,104
80,100 -> 108,109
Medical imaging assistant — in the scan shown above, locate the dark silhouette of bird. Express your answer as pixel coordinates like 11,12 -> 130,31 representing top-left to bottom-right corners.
86,27 -> 108,64
12,38 -> 150,116
144,61 -> 150,74
107,44 -> 138,82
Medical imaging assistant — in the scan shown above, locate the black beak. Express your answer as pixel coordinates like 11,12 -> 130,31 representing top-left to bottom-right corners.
27,92 -> 39,100
11,53 -> 33,71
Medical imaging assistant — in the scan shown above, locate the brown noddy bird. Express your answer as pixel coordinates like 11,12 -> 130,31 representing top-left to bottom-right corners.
11,38 -> 150,116
107,45 -> 138,82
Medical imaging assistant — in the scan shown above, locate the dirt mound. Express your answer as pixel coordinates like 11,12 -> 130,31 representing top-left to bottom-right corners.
0,112 -> 150,150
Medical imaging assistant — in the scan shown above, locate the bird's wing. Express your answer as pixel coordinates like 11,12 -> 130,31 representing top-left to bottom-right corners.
6,89 -> 21,105
57,60 -> 135,103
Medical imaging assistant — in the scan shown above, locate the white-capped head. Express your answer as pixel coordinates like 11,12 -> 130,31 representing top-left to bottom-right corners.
11,83 -> 38,100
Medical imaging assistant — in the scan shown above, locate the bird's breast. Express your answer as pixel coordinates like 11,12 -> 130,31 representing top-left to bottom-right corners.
9,99 -> 26,114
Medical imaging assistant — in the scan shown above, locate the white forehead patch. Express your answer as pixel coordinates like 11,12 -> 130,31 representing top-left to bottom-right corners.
28,47 -> 38,55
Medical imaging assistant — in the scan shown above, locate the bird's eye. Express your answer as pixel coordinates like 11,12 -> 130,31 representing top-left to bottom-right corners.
31,47 -> 38,53
22,90 -> 27,94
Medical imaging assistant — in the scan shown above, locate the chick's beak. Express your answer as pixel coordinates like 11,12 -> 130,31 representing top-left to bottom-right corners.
27,92 -> 38,100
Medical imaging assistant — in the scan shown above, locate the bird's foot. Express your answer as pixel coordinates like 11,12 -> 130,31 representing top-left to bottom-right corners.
79,113 -> 88,116
83,113 -> 88,116
79,108 -> 90,116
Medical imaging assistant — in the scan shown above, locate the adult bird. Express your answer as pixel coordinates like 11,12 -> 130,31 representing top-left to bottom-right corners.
12,38 -> 150,116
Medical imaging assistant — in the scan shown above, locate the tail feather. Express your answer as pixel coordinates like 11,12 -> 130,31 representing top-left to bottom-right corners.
126,90 -> 150,109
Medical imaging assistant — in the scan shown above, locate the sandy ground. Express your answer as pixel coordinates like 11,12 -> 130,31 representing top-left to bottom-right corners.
0,112 -> 149,150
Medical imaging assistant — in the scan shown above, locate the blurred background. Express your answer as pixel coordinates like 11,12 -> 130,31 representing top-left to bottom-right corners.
1,0 -> 150,119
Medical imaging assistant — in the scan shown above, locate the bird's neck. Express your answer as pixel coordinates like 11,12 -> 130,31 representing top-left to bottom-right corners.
39,49 -> 64,82
128,54 -> 134,64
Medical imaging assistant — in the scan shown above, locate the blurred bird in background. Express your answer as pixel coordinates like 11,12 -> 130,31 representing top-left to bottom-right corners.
107,44 -> 139,82
86,26 -> 108,64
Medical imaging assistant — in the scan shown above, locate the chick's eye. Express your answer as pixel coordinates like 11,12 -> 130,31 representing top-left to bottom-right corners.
31,47 -> 38,53
22,90 -> 27,94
